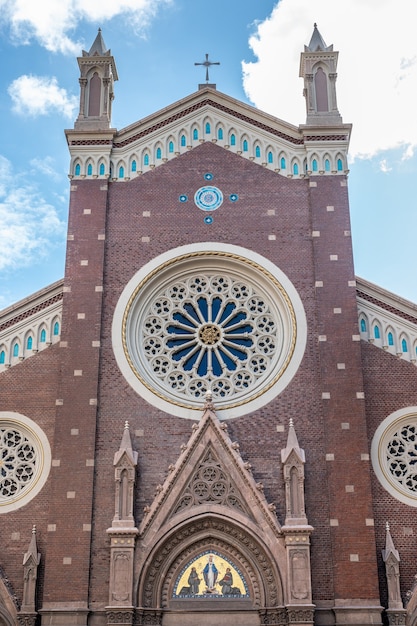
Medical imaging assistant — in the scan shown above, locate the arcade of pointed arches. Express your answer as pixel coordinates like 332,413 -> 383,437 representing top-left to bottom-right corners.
70,114 -> 347,181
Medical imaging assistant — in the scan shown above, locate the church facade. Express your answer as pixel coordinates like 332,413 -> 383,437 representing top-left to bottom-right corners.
1,26 -> 417,626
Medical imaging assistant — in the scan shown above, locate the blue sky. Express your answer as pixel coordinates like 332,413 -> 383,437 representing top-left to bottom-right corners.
0,0 -> 416,309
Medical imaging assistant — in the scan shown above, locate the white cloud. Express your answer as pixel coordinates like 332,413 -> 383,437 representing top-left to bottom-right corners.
30,156 -> 62,180
8,75 -> 78,118
0,156 -> 66,272
242,0 -> 417,160
0,0 -> 172,54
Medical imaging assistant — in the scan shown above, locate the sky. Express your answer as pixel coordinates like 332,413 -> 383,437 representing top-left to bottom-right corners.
0,0 -> 416,310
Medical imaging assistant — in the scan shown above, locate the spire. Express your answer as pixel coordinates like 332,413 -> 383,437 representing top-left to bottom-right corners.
74,29 -> 118,130
281,420 -> 308,526
113,420 -> 138,468
382,521 -> 400,562
281,418 -> 305,465
305,23 -> 333,53
382,522 -> 405,613
21,525 -> 41,613
299,24 -> 342,125
85,28 -> 109,57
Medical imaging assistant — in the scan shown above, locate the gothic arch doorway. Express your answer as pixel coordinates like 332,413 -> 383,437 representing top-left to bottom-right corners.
136,514 -> 286,626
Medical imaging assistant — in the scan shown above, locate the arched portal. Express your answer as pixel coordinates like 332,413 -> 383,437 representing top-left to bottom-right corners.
136,515 -> 286,626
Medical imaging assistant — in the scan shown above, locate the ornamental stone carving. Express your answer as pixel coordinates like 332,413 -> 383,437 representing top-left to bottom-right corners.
172,446 -> 248,515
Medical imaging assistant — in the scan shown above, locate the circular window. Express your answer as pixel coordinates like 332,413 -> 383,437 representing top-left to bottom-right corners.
112,243 -> 307,419
0,412 -> 51,513
371,407 -> 417,506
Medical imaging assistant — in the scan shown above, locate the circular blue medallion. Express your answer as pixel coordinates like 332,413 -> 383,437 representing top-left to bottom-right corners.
194,186 -> 223,212
179,194 -> 188,203
204,173 -> 213,181
204,215 -> 213,225
229,193 -> 239,202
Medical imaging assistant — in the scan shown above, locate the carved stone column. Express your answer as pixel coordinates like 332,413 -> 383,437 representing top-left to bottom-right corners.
106,422 -> 139,626
281,421 -> 314,626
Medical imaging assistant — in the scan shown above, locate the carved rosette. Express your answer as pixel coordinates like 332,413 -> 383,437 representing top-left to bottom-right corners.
287,607 -> 315,623
259,607 -> 287,625
106,609 -> 134,626
134,609 -> 163,625
386,610 -> 407,626
16,613 -> 38,626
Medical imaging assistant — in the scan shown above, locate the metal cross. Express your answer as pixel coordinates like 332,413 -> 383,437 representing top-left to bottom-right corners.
194,53 -> 220,83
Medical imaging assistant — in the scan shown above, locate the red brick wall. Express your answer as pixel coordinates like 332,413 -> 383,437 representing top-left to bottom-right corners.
86,143 -> 378,606
0,345 -> 60,604
362,341 -> 417,606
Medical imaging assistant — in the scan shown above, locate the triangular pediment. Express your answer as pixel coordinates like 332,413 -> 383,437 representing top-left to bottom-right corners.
139,401 -> 281,542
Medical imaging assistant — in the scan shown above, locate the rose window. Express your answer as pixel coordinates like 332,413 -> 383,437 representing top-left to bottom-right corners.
0,427 -> 36,500
139,270 -> 281,404
386,423 -> 417,492
0,413 -> 51,513
371,409 -> 417,507
113,245 -> 307,419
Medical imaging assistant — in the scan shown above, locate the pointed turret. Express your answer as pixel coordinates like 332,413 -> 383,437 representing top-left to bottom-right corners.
74,29 -> 118,130
382,522 -> 405,616
87,28 -> 108,57
299,24 -> 342,125
281,419 -> 308,526
20,525 -> 41,614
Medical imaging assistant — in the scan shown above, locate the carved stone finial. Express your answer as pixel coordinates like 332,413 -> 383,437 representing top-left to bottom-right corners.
203,388 -> 214,410
32,525 -> 36,534
192,423 -> 199,432
231,442 -> 240,450
180,443 -> 187,452
386,521 -> 390,532
124,420 -> 129,430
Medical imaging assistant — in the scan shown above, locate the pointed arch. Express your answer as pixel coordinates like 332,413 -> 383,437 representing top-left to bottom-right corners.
12,340 -> 20,358
0,348 -> 6,365
39,327 -> 47,344
291,160 -> 300,176
216,124 -> 224,141
98,160 -> 106,176
136,515 -> 285,612
359,313 -> 368,335
87,68 -> 101,117
74,161 -> 81,177
255,144 -> 261,159
26,333 -> 33,351
167,136 -> 175,154
313,64 -> 329,112
386,327 -> 395,348
336,154 -> 344,171
86,160 -> 93,176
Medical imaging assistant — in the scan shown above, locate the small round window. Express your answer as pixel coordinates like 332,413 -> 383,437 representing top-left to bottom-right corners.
0,412 -> 51,513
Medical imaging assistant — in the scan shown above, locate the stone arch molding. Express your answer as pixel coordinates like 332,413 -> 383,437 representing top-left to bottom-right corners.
136,517 -> 283,610
112,242 -> 307,420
